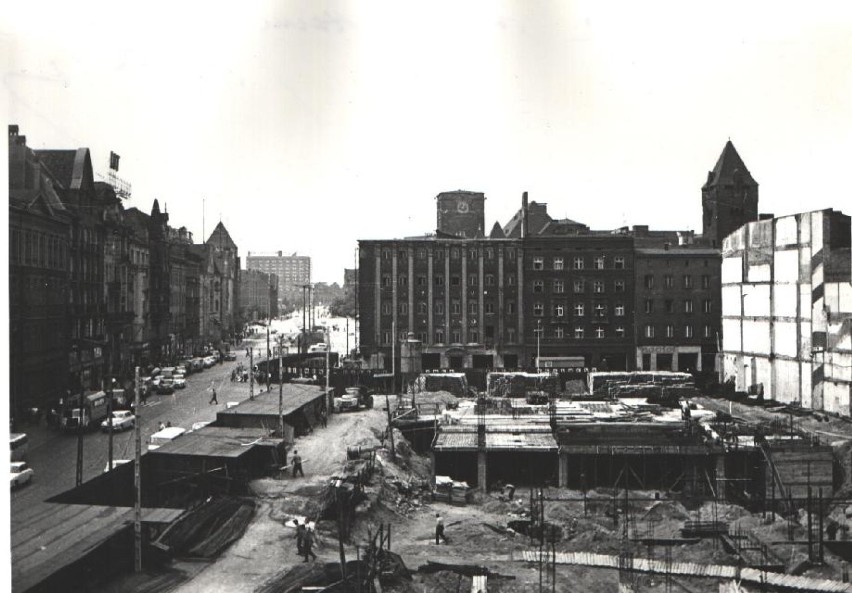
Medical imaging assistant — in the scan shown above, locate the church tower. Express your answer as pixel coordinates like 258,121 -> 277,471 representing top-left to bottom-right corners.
701,141 -> 759,247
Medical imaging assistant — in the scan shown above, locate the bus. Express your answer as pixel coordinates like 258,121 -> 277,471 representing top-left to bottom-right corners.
10,433 -> 28,461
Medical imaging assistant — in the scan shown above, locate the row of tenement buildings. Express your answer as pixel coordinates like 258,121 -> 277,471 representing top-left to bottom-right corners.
358,142 -> 852,414
8,125 -> 277,420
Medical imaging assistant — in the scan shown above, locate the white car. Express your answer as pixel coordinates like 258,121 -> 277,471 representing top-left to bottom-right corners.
100,410 -> 136,432
173,374 -> 187,389
10,461 -> 33,489
103,459 -> 132,473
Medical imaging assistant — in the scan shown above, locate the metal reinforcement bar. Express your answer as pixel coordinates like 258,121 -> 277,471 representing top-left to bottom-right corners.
521,551 -> 852,592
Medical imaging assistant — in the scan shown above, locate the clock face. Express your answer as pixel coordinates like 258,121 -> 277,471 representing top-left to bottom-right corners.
457,200 -> 469,213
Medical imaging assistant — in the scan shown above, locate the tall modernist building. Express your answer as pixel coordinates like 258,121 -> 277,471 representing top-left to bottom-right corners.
246,251 -> 311,302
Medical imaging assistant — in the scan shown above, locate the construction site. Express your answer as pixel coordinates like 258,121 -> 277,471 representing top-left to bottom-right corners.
15,370 -> 852,593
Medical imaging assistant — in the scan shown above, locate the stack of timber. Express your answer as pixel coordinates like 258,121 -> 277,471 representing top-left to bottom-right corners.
152,496 -> 256,558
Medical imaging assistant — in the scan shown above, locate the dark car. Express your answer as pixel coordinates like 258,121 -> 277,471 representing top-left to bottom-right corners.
156,381 -> 175,395
223,351 -> 237,361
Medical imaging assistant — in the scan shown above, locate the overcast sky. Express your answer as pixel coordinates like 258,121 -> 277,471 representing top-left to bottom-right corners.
5,1 -> 852,283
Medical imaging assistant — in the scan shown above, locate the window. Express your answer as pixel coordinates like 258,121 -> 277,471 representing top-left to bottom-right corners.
684,324 -> 694,338
452,330 -> 461,343
615,326 -> 625,337
435,302 -> 444,314
382,274 -> 391,287
574,327 -> 584,339
593,281 -> 604,293
399,303 -> 408,315
435,329 -> 444,343
554,326 -> 565,339
553,280 -> 565,294
451,248 -> 459,259
469,302 -> 478,315
398,275 -> 408,286
594,256 -> 605,270
665,324 -> 674,338
469,274 -> 478,286
614,303 -> 625,317
664,274 -> 673,288
507,274 -> 515,286
507,248 -> 516,260
485,302 -> 494,314
399,331 -> 408,341
644,275 -> 654,289
533,302 -> 544,316
614,280 -> 625,293
644,299 -> 654,314
595,327 -> 605,339
574,303 -> 585,316
533,257 -> 544,270
704,324 -> 712,338
469,248 -> 477,260
466,329 -> 478,342
594,303 -> 607,317
684,299 -> 694,313
382,249 -> 391,260
485,325 -> 494,338
451,300 -> 461,314
573,257 -> 585,270
553,303 -> 565,317
665,299 -> 674,314
382,302 -> 392,315
507,302 -> 515,314
533,280 -> 544,294
573,279 -> 585,293
485,274 -> 494,286
703,299 -> 712,313
417,249 -> 426,259
507,327 -> 517,342
417,275 -> 427,286
486,248 -> 494,260
553,257 -> 564,270
450,275 -> 460,286
614,256 -> 625,269
644,324 -> 655,338
435,274 -> 444,286
399,250 -> 407,260
417,302 -> 427,314
383,331 -> 391,344
702,275 -> 711,289
683,274 -> 693,289
417,332 -> 426,342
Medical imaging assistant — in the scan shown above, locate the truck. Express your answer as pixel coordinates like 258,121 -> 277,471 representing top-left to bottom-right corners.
61,391 -> 109,431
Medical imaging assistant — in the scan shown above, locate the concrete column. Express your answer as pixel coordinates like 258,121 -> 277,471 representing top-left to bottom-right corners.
672,350 -> 679,372
559,450 -> 568,488
715,455 -> 726,502
651,352 -> 658,370
461,249 -> 468,344
477,451 -> 488,492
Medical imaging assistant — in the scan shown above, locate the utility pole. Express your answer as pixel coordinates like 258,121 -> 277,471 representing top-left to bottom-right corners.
266,314 -> 271,393
325,326 -> 331,414
249,346 -> 255,400
278,335 -> 284,436
107,378 -> 114,473
134,366 -> 142,572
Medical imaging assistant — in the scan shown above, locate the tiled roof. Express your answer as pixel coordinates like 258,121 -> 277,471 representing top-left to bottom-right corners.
489,222 -> 505,238
207,221 -> 237,250
703,140 -> 757,189
35,150 -> 76,189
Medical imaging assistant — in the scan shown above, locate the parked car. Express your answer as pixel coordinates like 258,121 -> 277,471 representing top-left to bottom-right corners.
203,356 -> 216,368
156,380 -> 175,395
173,374 -> 187,389
176,364 -> 189,376
100,410 -> 136,432
191,358 -> 205,372
223,351 -> 237,361
10,461 -> 33,489
103,459 -> 132,473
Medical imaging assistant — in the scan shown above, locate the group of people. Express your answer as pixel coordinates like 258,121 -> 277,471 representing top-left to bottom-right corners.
293,519 -> 317,562
230,364 -> 254,383
156,421 -> 173,431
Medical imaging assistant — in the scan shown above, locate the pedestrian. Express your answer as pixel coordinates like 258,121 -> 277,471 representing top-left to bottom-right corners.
302,525 -> 317,562
158,421 -> 165,431
231,369 -> 236,382
320,406 -> 327,428
294,519 -> 305,555
435,513 -> 447,544
292,450 -> 304,477
166,421 -> 172,428
208,385 -> 218,405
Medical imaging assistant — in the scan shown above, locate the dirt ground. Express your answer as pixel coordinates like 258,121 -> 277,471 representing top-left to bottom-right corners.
123,396 -> 852,593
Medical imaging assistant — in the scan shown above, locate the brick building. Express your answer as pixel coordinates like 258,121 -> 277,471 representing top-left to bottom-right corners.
239,268 -> 279,321
702,140 -> 759,248
246,251 -> 310,303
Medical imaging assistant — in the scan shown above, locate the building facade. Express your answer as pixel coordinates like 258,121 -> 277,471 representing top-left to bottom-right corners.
721,209 -> 852,413
8,126 -> 72,421
239,268 -> 278,321
246,251 -> 311,303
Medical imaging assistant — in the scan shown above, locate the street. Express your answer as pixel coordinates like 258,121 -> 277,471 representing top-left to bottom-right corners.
10,338 -> 268,529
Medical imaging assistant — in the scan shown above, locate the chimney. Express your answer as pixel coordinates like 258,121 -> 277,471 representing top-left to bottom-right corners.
522,191 -> 529,238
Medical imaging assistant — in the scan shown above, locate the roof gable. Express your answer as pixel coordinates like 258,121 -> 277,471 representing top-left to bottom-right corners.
703,140 -> 757,189
207,221 -> 237,251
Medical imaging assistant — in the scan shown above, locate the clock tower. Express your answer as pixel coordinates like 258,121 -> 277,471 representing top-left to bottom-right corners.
435,190 -> 486,238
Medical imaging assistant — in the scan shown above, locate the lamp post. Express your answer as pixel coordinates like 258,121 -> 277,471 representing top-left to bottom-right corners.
536,319 -> 542,373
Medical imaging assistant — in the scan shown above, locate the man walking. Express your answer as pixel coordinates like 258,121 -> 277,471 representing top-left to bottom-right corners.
435,513 -> 448,544
208,384 -> 218,405
320,406 -> 327,428
294,519 -> 305,556
292,450 -> 304,477
302,524 -> 317,562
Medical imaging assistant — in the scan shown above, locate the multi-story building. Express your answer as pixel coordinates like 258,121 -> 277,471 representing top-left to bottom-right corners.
123,207 -> 153,368
246,251 -> 311,302
8,126 -> 72,421
721,209 -> 852,413
35,144 -> 107,392
194,222 -> 241,346
239,269 -> 278,321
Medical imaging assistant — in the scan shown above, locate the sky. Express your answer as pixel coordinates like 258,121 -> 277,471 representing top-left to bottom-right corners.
4,1 -> 852,284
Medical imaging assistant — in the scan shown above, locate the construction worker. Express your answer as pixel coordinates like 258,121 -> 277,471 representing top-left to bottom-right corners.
302,525 -> 317,562
435,513 -> 447,544
295,519 -> 305,555
292,450 -> 304,477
